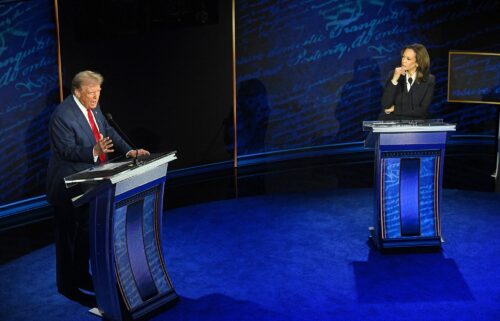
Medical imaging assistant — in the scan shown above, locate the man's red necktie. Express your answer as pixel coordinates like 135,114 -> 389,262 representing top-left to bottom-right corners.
87,108 -> 106,163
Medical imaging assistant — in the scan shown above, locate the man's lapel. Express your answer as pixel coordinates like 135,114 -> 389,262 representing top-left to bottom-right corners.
70,97 -> 97,144
93,107 -> 107,137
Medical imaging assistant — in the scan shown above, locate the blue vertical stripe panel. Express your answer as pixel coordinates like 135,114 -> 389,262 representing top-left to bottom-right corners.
142,193 -> 171,293
126,201 -> 159,301
399,158 -> 421,236
114,206 -> 143,309
420,157 -> 437,236
384,158 -> 401,238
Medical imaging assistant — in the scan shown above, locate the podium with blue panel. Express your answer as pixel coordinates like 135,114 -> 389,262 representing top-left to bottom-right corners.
363,120 -> 456,248
64,152 -> 178,320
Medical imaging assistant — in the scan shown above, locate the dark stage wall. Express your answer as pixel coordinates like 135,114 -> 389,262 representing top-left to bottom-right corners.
233,0 -> 500,156
57,0 -> 234,170
1,0 -> 499,209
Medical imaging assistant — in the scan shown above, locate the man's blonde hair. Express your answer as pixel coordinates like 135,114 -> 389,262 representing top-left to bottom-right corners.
71,70 -> 104,93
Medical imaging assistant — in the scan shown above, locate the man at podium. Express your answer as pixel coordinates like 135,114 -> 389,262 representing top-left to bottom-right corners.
46,70 -> 149,305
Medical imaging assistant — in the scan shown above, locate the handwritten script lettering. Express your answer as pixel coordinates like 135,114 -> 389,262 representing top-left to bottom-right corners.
0,0 -> 59,204
235,0 -> 499,156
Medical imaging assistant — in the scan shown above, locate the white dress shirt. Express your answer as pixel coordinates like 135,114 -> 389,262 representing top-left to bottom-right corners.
406,73 -> 415,91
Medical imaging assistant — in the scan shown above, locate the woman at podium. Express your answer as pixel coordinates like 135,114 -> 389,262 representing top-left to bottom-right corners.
381,43 -> 435,120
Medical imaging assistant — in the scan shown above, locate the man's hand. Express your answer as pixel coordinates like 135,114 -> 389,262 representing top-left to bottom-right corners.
384,105 -> 395,114
93,135 -> 114,156
126,149 -> 150,158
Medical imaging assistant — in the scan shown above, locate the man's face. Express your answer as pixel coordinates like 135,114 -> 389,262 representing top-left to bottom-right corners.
75,83 -> 101,109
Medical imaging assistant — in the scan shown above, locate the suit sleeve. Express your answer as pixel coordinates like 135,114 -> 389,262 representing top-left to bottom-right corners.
381,72 -> 400,109
49,112 -> 95,163
417,75 -> 435,113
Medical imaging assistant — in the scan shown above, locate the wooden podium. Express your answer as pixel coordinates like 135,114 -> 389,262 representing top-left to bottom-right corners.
364,120 -> 455,249
64,152 -> 178,320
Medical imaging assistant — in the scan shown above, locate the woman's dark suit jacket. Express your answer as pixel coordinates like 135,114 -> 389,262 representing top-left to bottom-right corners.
381,72 -> 435,120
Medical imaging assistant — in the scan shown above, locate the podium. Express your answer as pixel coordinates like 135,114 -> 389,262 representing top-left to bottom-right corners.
363,120 -> 456,248
64,152 -> 178,320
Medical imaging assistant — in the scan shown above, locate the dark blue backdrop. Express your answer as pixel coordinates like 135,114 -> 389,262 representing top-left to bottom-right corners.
449,52 -> 500,103
1,0 -> 499,208
234,0 -> 500,156
0,0 -> 59,205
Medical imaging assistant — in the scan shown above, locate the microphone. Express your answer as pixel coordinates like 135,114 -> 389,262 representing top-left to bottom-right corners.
105,113 -> 142,165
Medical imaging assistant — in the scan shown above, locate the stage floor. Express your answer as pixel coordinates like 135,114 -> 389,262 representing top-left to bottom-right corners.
1,186 -> 499,321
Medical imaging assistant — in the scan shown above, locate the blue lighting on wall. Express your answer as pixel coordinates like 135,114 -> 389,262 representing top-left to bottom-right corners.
0,0 -> 59,205
235,0 -> 500,157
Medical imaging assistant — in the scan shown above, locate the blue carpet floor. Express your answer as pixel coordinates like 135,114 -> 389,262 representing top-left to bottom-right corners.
1,188 -> 499,321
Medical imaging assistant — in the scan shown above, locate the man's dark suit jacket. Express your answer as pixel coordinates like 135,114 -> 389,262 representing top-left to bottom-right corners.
46,95 -> 132,205
381,72 -> 435,120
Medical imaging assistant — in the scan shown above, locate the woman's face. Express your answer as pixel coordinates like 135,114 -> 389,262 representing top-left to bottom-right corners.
401,48 -> 418,74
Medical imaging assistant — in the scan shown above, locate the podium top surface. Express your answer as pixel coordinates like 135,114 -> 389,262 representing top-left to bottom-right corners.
64,151 -> 177,187
363,119 -> 456,133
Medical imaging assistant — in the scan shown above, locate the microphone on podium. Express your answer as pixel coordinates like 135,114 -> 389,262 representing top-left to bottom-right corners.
105,113 -> 142,165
